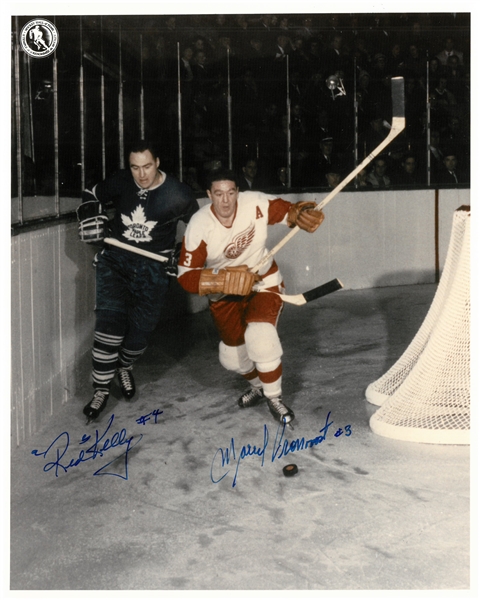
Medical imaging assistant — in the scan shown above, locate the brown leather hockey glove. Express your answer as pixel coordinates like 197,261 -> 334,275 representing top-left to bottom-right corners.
287,201 -> 325,233
199,265 -> 261,296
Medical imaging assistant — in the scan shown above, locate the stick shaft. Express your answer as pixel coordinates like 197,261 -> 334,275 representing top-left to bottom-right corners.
104,237 -> 169,262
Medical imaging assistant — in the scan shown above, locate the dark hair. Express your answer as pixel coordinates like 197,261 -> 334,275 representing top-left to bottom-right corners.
207,168 -> 239,189
126,139 -> 160,161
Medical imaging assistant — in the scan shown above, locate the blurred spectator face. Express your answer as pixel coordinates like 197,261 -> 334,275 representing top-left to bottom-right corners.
391,43 -> 401,57
332,35 -> 342,51
374,159 -> 387,177
412,21 -> 422,35
195,51 -> 207,66
374,54 -> 386,69
236,15 -> 248,28
320,139 -> 333,156
250,39 -> 263,52
182,47 -> 193,61
430,131 -> 440,147
359,72 -> 370,88
403,156 -> 417,173
447,55 -> 459,69
445,38 -> 455,51
243,160 -> 258,180
265,103 -> 278,117
326,172 -> 341,188
279,17 -> 289,29
292,104 -> 302,117
219,36 -> 231,49
355,38 -> 367,52
194,38 -> 205,51
293,38 -> 304,51
437,77 -> 448,91
277,167 -> 288,184
444,155 -> 458,171
357,168 -> 368,185
409,45 -> 419,58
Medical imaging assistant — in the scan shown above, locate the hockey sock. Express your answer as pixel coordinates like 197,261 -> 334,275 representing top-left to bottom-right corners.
92,310 -> 127,390
241,369 -> 262,389
119,321 -> 151,369
118,346 -> 147,369
92,330 -> 124,390
257,361 -> 283,399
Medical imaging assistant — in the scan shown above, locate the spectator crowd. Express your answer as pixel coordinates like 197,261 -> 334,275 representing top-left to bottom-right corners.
122,13 -> 471,192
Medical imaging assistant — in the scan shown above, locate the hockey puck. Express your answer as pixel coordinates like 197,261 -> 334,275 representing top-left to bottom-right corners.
283,464 -> 298,477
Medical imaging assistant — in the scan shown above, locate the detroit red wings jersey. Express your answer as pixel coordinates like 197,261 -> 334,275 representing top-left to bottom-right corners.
177,191 -> 292,297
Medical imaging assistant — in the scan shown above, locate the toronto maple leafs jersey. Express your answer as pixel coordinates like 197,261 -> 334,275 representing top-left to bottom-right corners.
82,169 -> 199,254
177,191 -> 292,298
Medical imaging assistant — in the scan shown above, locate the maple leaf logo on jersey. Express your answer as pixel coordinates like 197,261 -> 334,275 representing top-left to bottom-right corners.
224,223 -> 256,259
121,205 -> 157,243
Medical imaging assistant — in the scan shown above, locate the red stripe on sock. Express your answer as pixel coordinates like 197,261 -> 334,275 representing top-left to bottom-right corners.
257,363 -> 283,384
242,368 -> 259,381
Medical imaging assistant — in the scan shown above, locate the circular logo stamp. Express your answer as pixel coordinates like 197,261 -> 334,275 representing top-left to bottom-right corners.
20,19 -> 59,58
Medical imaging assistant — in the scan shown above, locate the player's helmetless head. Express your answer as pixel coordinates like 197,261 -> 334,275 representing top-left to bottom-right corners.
129,150 -> 161,190
207,177 -> 239,227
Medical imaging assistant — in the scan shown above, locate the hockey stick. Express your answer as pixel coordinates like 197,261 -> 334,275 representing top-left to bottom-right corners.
250,76 -> 405,275
104,237 -> 169,262
258,278 -> 343,306
104,237 -> 342,306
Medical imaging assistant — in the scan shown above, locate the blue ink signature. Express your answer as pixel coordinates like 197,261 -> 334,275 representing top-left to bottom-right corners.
136,409 -> 163,425
211,411 -> 351,487
31,414 -> 143,480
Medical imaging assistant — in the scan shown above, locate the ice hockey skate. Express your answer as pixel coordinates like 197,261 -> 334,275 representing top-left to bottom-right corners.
83,389 -> 109,424
238,386 -> 265,408
267,396 -> 295,427
117,367 -> 136,400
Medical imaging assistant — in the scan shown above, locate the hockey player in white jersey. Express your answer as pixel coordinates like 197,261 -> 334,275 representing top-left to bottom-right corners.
177,168 -> 324,426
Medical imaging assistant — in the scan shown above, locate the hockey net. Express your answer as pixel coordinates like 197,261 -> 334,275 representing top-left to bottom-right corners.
366,206 -> 470,444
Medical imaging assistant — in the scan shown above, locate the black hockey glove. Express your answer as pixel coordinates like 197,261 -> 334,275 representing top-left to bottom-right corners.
165,242 -> 183,277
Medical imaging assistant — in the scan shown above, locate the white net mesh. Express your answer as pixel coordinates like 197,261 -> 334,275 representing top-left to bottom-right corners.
366,207 -> 470,445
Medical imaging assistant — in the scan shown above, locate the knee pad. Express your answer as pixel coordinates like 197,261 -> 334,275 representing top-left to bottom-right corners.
244,322 -> 283,365
218,342 -> 254,374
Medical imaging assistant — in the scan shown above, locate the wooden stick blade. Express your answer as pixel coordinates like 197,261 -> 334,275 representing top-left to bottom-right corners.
263,278 -> 344,306
302,278 -> 344,303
